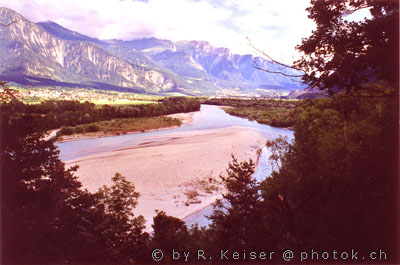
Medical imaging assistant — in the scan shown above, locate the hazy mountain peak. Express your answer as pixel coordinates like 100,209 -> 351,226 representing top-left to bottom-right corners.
37,21 -> 103,44
0,7 -> 23,20
191,40 -> 231,57
0,7 -> 32,33
0,7 -> 306,96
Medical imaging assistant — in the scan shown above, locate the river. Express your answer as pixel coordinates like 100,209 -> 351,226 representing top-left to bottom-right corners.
56,104 -> 293,227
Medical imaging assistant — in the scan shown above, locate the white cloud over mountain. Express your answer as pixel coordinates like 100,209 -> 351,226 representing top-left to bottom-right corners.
0,0 -> 315,63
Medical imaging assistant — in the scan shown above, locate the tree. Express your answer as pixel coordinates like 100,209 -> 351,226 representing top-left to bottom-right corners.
1,99 -> 84,263
208,156 -> 265,250
95,173 -> 149,263
250,1 -> 398,97
252,1 -> 399,261
294,0 -> 399,95
260,92 -> 398,259
266,135 -> 291,172
1,99 -> 150,264
152,210 -> 189,256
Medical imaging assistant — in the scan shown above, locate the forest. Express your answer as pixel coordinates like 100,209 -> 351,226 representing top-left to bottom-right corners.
1,0 -> 399,264
1,96 -> 199,133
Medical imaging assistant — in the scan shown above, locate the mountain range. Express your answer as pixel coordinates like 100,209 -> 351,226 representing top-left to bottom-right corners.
0,7 -> 306,96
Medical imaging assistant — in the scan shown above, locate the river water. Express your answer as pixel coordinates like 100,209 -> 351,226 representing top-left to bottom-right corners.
56,104 -> 293,227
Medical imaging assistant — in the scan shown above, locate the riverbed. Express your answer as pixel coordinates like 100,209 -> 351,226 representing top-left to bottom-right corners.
56,105 -> 293,229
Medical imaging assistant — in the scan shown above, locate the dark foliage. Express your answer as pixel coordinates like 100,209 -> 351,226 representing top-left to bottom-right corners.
207,157 -> 269,255
261,92 -> 398,259
16,97 -> 200,131
1,0 -> 398,263
152,211 -> 189,257
186,91 -> 398,263
204,98 -> 299,127
294,0 -> 399,94
1,97 -> 149,264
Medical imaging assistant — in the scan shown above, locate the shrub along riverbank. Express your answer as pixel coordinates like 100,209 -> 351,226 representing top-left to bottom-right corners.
204,98 -> 300,128
56,116 -> 182,138
8,96 -> 199,131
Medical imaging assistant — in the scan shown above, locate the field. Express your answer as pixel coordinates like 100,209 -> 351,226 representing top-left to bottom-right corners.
14,86 -> 162,105
90,99 -> 157,105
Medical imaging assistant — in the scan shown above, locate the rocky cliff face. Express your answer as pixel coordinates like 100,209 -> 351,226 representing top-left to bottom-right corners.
0,7 -> 305,96
151,39 -> 304,90
0,7 -> 178,93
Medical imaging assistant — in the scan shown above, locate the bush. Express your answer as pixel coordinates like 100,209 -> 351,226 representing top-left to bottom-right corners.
86,124 -> 99,132
58,126 -> 74,136
74,126 -> 84,134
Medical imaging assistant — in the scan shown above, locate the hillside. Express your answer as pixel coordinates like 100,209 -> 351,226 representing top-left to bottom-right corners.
0,7 -> 306,96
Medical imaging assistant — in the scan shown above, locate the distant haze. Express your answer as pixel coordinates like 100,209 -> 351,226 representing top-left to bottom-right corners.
0,0 -> 316,64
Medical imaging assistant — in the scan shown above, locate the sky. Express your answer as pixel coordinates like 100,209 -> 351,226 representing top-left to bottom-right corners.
0,0 -> 367,64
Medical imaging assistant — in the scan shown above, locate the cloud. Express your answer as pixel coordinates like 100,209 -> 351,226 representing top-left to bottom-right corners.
0,0 -> 315,63
223,0 -> 315,63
